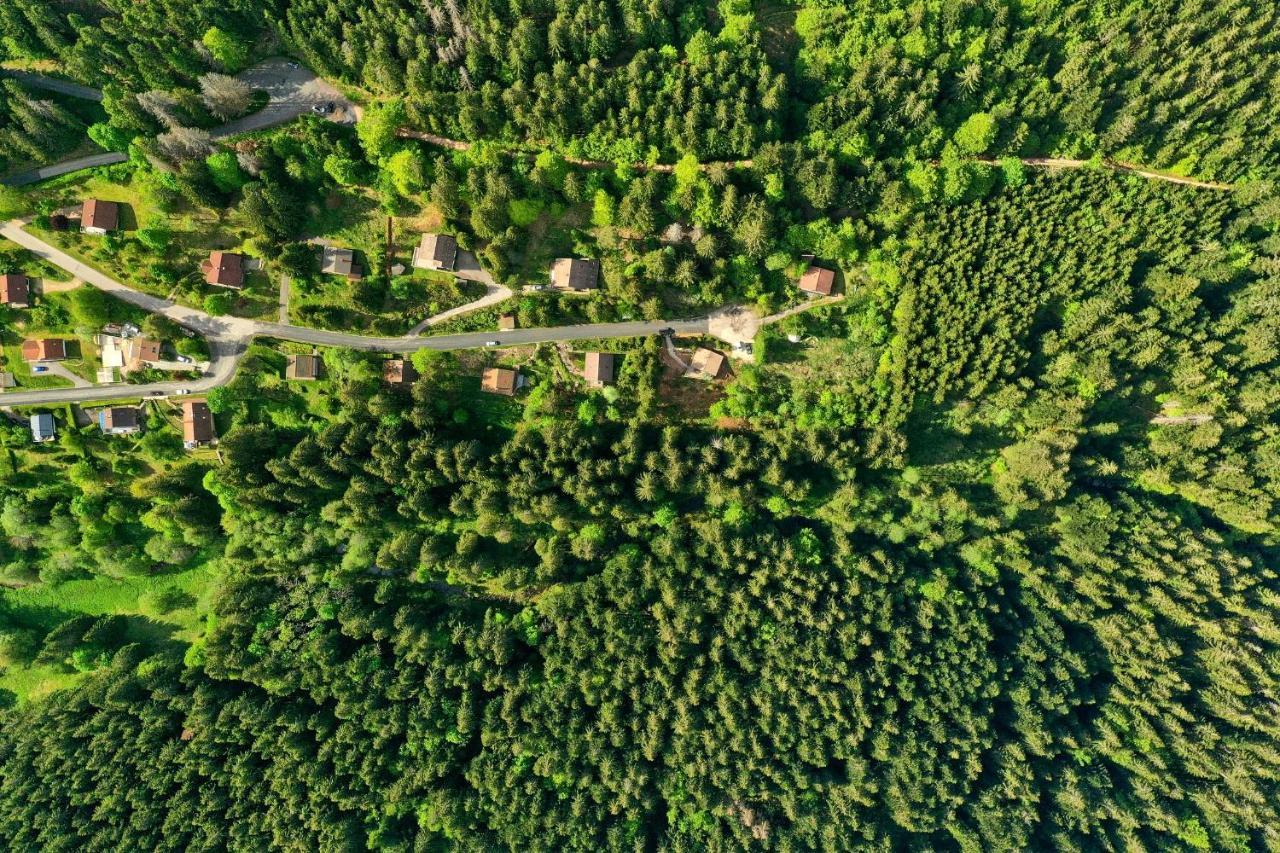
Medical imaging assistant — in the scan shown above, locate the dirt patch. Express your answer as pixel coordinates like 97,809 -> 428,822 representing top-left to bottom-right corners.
36,278 -> 80,294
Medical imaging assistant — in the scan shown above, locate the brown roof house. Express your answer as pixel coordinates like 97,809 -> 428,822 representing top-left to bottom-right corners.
498,313 -> 517,331
321,246 -> 362,280
688,347 -> 728,381
550,258 -> 600,291
203,251 -> 246,289
0,273 -> 31,308
182,400 -> 217,449
412,233 -> 458,272
81,200 -> 120,235
481,367 -> 521,396
584,352 -> 616,388
21,338 -> 67,362
285,353 -> 322,381
383,358 -> 418,387
125,338 -> 162,371
798,265 -> 836,297
98,406 -> 141,436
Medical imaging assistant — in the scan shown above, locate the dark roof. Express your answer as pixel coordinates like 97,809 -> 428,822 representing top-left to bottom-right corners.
383,358 -> 418,385
82,199 -> 119,231
182,400 -> 215,445
0,273 -> 30,306
204,251 -> 246,288
551,258 -> 600,291
414,233 -> 458,270
100,406 -> 139,431
286,354 -> 322,380
798,265 -> 835,296
21,338 -> 66,361
30,413 -> 55,440
584,352 -> 616,387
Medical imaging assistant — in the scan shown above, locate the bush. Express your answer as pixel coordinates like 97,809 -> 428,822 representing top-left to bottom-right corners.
140,585 -> 197,616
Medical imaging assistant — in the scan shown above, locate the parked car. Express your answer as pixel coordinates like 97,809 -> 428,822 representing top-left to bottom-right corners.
175,355 -> 193,364
175,389 -> 191,395
310,104 -> 326,114
484,340 -> 500,347
32,365 -> 47,374
148,390 -> 165,396
286,61 -> 300,69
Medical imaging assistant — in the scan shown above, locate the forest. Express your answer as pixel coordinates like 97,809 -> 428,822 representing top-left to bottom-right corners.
0,0 -> 1279,851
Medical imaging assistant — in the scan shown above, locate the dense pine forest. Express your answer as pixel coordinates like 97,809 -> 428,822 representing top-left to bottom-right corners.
1,0 -> 1280,851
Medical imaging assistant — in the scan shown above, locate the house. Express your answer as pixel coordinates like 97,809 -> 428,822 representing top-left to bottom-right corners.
320,246 -> 362,280
181,400 -> 216,448
203,251 -> 245,289
383,358 -> 418,387
412,233 -> 458,271
688,347 -> 728,380
21,338 -> 66,362
798,265 -> 836,297
285,353 -> 322,381
550,258 -> 600,291
98,406 -> 140,435
498,313 -> 517,331
125,338 -> 162,370
81,199 -> 120,235
0,273 -> 31,308
98,335 -> 125,369
584,352 -> 616,388
29,413 -> 55,443
481,367 -> 520,396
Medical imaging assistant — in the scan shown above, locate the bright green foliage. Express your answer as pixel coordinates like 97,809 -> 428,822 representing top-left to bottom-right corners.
201,26 -> 249,73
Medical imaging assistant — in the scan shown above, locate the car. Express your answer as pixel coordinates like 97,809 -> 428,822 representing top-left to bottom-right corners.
286,61 -> 300,69
311,104 -> 326,114
484,340 -> 500,347
148,390 -> 165,397
175,355 -> 193,364
32,365 -> 48,374
175,388 -> 191,395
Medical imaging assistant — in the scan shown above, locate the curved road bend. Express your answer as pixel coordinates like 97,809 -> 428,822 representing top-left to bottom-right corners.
0,220 -> 710,407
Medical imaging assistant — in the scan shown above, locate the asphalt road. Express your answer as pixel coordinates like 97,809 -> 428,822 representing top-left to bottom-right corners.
1,59 -> 358,187
0,222 -> 712,408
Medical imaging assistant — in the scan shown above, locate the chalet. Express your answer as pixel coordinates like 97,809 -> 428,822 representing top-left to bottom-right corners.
182,400 -> 216,448
584,352 -> 616,388
688,347 -> 728,380
383,358 -> 418,386
81,199 -> 119,235
481,367 -> 520,396
320,246 -> 362,280
21,338 -> 66,362
30,413 -> 55,443
285,354 -> 322,381
203,251 -> 246,289
99,406 -> 141,436
0,273 -> 31,308
550,258 -> 600,291
798,265 -> 835,297
498,313 -> 517,331
412,233 -> 458,272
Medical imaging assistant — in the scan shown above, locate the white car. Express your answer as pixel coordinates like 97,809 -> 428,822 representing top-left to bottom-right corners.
175,389 -> 191,395
484,340 -> 500,347
176,355 -> 193,364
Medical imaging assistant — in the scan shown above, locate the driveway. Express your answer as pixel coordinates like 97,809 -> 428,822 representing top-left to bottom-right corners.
0,70 -> 102,101
214,58 -> 358,138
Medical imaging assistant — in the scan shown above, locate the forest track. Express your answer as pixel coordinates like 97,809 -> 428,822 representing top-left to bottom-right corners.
978,157 -> 1234,191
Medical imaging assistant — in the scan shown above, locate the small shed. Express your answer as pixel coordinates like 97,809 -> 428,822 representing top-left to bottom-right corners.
688,348 -> 727,380
481,367 -> 520,396
30,413 -> 56,443
285,354 -> 322,381
798,265 -> 835,296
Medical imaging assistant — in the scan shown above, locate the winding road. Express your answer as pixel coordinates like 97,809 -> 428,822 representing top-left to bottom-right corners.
0,220 -> 709,407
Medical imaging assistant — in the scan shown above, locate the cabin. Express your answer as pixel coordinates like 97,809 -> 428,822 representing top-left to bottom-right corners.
0,273 -> 31,308
203,251 -> 246,289
584,352 -> 616,388
285,354 -> 322,381
550,258 -> 600,291
320,246 -> 362,280
481,367 -> 520,396
412,233 -> 458,272
81,199 -> 119,235
688,347 -> 728,380
798,265 -> 835,296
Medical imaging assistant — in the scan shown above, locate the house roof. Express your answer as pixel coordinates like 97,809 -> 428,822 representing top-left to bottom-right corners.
182,400 -> 215,444
285,354 -> 322,380
30,413 -> 55,440
689,347 -> 727,379
82,199 -> 119,231
0,273 -> 30,305
129,338 -> 161,366
100,406 -> 139,431
481,367 -> 519,395
383,358 -> 418,385
204,251 -> 245,288
21,338 -> 66,361
320,246 -> 359,277
798,265 -> 835,296
498,313 -> 517,331
413,233 -> 457,269
584,352 -> 616,387
550,258 -> 600,291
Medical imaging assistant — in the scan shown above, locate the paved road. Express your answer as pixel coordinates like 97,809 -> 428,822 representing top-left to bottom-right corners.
2,58 -> 358,187
0,69 -> 102,101
0,221 -> 711,407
